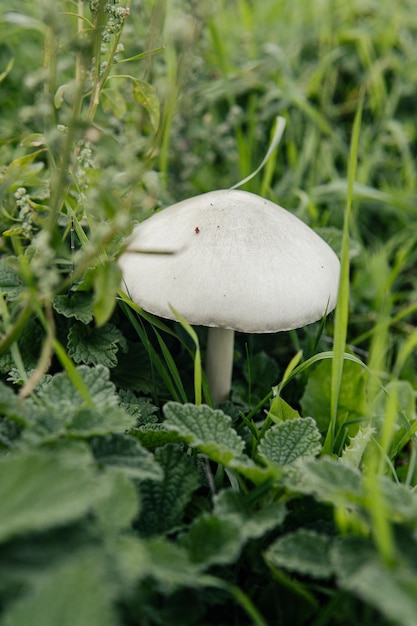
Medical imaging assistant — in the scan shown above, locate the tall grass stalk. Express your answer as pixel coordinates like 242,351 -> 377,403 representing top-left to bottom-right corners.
323,96 -> 363,454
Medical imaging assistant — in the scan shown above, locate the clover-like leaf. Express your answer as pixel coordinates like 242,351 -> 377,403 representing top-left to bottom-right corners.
163,402 -> 245,464
258,417 -> 322,466
265,529 -> 334,579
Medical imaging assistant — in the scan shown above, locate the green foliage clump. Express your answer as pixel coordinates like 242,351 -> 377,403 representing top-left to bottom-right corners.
1,1 -> 417,625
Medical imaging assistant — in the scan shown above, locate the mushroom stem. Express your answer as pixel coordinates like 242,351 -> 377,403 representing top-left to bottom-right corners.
205,327 -> 235,404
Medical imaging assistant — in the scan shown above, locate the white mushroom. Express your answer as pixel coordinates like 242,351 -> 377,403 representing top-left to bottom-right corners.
118,189 -> 340,403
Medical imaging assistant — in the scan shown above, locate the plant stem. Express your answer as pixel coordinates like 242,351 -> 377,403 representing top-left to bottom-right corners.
205,327 -> 235,404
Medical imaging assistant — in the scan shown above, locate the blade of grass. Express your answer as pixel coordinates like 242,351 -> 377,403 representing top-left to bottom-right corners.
231,116 -> 286,190
169,305 -> 203,406
323,96 -> 364,454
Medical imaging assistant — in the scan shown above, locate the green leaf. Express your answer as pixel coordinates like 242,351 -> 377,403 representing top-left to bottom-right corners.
90,433 -> 164,481
163,402 -> 245,464
267,395 -> 301,423
300,358 -> 368,435
180,490 -> 286,567
333,537 -> 417,626
0,447 -> 110,544
131,423 -> 182,449
67,323 -> 126,368
258,417 -> 322,466
143,538 -> 204,592
53,292 -> 94,324
67,405 -> 135,437
1,551 -> 118,626
118,389 -> 158,425
284,456 -> 363,508
0,257 -> 23,300
35,364 -> 121,414
137,444 -> 200,536
180,514 -> 243,567
265,529 -> 334,579
340,424 -> 376,468
92,261 -> 122,327
133,79 -> 160,132
93,470 -> 139,533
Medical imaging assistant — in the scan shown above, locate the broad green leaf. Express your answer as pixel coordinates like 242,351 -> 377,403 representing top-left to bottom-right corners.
267,395 -> 301,423
143,538 -> 204,592
53,292 -> 94,324
300,358 -> 368,435
92,261 -> 122,327
333,537 -> 417,626
284,456 -> 363,508
67,405 -> 135,437
258,417 -> 322,466
133,79 -> 160,131
180,489 -> 286,568
94,470 -> 139,533
163,402 -> 245,464
136,444 -> 200,536
67,323 -> 126,368
265,530 -> 334,579
0,257 -> 23,300
38,364 -> 119,413
180,514 -> 244,567
1,551 -> 118,626
0,447 -> 110,543
90,433 -> 164,481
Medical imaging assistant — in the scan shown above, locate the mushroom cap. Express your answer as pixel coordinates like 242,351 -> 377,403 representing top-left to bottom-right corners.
119,189 -> 340,333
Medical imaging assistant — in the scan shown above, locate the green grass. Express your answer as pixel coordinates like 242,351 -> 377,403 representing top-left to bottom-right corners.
1,1 -> 417,625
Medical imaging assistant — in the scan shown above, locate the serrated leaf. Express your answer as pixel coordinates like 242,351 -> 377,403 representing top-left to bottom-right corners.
133,79 -> 160,131
67,323 -> 126,368
131,423 -> 182,448
92,261 -> 122,327
1,551 -> 118,626
118,389 -> 158,425
67,405 -> 135,436
0,257 -> 23,300
53,292 -> 94,324
90,433 -> 164,481
258,417 -> 322,466
137,444 -> 200,536
265,530 -> 334,579
340,424 -> 376,468
163,402 -> 245,464
0,447 -> 110,544
35,364 -> 119,419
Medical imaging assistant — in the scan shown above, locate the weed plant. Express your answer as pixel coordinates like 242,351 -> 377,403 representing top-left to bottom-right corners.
1,1 -> 417,625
